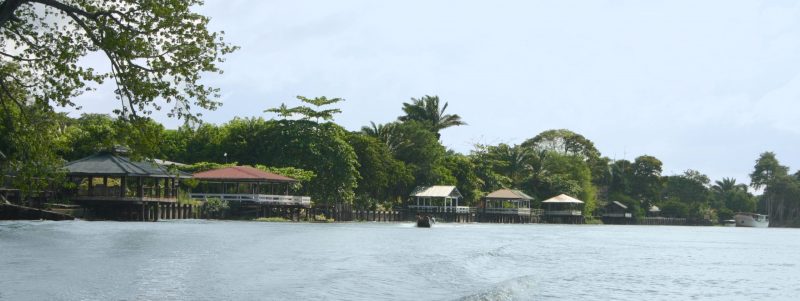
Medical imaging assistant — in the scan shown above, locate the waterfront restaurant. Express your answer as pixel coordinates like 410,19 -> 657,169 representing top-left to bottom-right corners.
542,194 -> 585,224
189,166 -> 311,208
63,150 -> 190,220
408,185 -> 469,213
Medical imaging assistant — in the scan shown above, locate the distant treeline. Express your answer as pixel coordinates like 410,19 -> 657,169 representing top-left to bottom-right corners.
3,95 -> 799,226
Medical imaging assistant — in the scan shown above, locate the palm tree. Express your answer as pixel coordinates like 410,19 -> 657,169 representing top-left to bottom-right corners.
712,177 -> 747,195
398,95 -> 466,138
361,121 -> 411,154
490,144 -> 534,187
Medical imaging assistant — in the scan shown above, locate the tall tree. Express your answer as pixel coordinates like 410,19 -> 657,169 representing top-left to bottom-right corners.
750,152 -> 788,191
347,132 -> 413,209
750,152 -> 800,226
398,95 -> 466,138
1,0 -> 236,120
711,177 -> 756,220
630,155 -> 664,203
521,129 -> 600,161
361,121 -> 410,154
1,0 -> 235,191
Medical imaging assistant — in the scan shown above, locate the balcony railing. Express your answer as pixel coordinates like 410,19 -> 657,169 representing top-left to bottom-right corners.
483,208 -> 531,215
408,205 -> 472,214
603,212 -> 632,218
545,210 -> 582,216
190,193 -> 311,207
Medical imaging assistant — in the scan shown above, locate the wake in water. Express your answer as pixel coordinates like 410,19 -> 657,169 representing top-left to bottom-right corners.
455,275 -> 538,301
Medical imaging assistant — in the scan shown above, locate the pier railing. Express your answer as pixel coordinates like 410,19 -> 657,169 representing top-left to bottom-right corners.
603,212 -> 632,218
483,208 -> 531,215
189,193 -> 311,207
544,210 -> 583,216
408,205 -> 472,214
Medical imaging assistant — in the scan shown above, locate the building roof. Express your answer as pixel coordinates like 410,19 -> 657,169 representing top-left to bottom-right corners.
610,201 -> 628,209
649,205 -> 661,212
410,186 -> 462,198
64,152 -> 186,178
542,194 -> 584,204
485,189 -> 533,200
153,159 -> 187,167
192,166 -> 297,182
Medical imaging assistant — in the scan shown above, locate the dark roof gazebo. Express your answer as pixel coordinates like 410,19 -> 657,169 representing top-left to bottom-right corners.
64,151 -> 189,204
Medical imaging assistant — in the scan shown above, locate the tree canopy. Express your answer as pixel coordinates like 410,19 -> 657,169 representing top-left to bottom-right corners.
0,0 -> 235,192
398,95 -> 466,138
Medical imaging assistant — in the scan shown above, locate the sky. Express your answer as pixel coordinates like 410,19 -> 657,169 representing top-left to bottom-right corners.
69,0 -> 800,186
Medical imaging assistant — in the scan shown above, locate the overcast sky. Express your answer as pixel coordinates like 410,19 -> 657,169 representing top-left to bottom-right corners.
70,0 -> 800,186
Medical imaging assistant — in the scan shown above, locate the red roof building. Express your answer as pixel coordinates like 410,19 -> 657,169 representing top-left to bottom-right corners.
193,166 -> 296,182
189,166 -> 310,207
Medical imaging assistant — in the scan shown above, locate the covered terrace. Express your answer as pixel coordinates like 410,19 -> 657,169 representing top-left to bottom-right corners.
189,166 -> 311,207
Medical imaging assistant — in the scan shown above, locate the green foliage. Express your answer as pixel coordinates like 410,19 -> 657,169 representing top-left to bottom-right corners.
247,119 -> 358,205
0,0 -> 236,122
203,198 -> 229,218
521,129 -> 600,161
469,145 -> 512,194
265,95 -> 344,122
750,152 -> 788,190
630,155 -> 664,203
750,153 -> 800,227
398,95 -> 466,137
662,171 -> 711,205
523,151 -> 596,216
361,121 -> 411,154
312,213 -> 334,223
165,123 -> 226,163
1,1 -> 233,196
179,161 -> 238,173
660,199 -> 689,218
0,91 -> 68,196
444,152 -> 482,206
62,114 -> 165,160
711,178 -> 756,214
390,121 -> 451,186
347,132 -> 413,209
473,143 -> 533,189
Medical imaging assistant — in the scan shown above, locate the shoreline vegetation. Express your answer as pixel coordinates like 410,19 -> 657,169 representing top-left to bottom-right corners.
2,95 -> 800,227
1,2 -> 798,227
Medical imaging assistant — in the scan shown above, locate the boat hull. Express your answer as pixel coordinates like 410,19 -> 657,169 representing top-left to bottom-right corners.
416,216 -> 432,228
734,213 -> 769,228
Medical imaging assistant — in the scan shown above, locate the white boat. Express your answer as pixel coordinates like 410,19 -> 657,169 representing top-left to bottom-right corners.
734,213 -> 769,228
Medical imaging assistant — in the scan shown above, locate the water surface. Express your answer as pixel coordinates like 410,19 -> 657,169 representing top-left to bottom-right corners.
1,221 -> 798,300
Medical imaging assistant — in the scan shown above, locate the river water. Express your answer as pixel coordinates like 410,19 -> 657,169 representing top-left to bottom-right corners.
1,220 -> 798,301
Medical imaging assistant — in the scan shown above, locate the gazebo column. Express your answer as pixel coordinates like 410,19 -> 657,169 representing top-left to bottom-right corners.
137,177 -> 144,198
88,176 -> 94,197
155,178 -> 161,198
165,178 -> 171,198
102,176 -> 108,196
120,176 -> 126,198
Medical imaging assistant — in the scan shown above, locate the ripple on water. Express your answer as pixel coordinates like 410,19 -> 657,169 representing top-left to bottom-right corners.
1,221 -> 800,300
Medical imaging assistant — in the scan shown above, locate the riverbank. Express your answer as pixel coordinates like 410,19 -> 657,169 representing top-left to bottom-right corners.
0,203 -> 75,221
